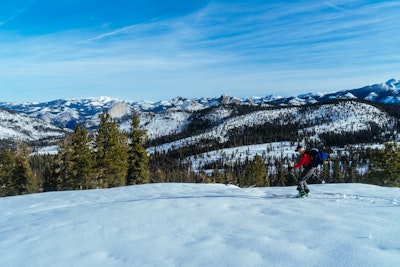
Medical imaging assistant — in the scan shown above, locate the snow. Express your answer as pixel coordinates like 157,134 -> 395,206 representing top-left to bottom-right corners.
344,92 -> 357,98
0,109 -> 64,141
1,183 -> 399,267
33,145 -> 59,155
382,79 -> 399,90
186,142 -> 295,171
143,111 -> 191,140
148,101 -> 393,154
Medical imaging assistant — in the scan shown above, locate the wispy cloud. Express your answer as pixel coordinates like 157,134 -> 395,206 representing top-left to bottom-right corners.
0,0 -> 36,27
1,0 -> 400,102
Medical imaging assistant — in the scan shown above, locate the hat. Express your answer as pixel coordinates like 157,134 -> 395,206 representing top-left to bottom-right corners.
295,145 -> 303,152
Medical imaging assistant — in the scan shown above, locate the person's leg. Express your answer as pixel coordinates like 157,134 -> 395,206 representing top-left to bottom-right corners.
297,168 -> 315,194
304,182 -> 309,193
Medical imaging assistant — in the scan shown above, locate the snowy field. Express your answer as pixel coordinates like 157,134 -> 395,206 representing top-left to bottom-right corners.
1,183 -> 399,267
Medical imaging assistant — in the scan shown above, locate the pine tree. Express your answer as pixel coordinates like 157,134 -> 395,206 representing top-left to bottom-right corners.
243,154 -> 267,187
51,135 -> 72,190
10,143 -> 38,195
70,124 -> 95,189
331,156 -> 341,183
366,142 -> 400,186
126,113 -> 149,185
30,154 -> 55,192
151,167 -> 166,183
41,155 -> 57,192
95,112 -> 129,188
274,157 -> 287,186
224,166 -> 235,185
0,149 -> 14,196
210,165 -> 224,183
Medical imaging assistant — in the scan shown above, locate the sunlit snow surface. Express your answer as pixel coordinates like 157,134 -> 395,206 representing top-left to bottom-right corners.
1,183 -> 399,267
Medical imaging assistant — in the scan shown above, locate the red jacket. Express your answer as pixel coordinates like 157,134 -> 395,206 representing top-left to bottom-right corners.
293,153 -> 312,169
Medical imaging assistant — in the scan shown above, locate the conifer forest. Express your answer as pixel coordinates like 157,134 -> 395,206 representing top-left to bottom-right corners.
1,100 -> 400,197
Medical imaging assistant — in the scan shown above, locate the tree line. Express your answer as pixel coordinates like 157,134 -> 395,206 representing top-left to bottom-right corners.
0,112 -> 149,197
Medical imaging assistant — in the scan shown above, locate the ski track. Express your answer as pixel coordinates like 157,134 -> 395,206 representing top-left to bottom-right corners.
267,191 -> 400,206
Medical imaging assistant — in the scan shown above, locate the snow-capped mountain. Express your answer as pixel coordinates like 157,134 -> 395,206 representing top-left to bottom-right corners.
147,100 -> 395,154
312,78 -> 400,104
0,108 -> 65,142
0,79 -> 399,144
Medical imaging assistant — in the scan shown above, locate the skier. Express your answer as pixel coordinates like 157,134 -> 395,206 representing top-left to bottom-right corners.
288,145 -> 316,197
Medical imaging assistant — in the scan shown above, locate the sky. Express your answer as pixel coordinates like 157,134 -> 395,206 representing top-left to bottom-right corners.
0,0 -> 399,103
0,182 -> 399,266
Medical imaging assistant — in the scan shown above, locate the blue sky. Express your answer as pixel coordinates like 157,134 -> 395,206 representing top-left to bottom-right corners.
0,0 -> 399,102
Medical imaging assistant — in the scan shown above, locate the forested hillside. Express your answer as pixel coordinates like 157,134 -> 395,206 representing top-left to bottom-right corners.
147,99 -> 400,187
1,99 -> 400,197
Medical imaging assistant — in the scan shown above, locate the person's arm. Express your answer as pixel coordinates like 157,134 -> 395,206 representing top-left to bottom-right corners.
293,154 -> 310,169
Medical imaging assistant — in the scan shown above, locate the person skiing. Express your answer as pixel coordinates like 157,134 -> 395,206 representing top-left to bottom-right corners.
288,145 -> 316,197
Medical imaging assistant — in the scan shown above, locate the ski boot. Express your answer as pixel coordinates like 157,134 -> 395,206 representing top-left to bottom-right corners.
297,189 -> 308,198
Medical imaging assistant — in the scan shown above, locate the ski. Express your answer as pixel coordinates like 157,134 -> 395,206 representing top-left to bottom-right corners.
296,193 -> 308,198
271,194 -> 299,199
269,193 -> 310,199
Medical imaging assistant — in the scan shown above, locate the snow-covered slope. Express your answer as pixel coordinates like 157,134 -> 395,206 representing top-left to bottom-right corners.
148,101 -> 395,153
330,78 -> 400,103
0,108 -> 65,142
1,183 -> 399,267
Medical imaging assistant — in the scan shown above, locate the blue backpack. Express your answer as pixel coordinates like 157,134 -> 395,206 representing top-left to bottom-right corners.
308,148 -> 329,167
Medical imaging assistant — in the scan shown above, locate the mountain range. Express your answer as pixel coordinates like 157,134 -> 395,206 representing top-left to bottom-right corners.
0,78 -> 399,145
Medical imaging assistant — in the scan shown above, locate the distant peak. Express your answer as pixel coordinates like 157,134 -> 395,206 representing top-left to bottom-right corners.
90,96 -> 121,102
383,78 -> 399,89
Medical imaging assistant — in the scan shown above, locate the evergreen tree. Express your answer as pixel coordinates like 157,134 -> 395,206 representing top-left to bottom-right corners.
151,167 -> 166,183
41,155 -> 57,192
95,112 -> 129,188
224,166 -> 235,185
243,154 -> 267,187
365,142 -> 400,186
274,157 -> 287,186
321,160 -> 331,183
0,149 -> 14,196
210,165 -> 224,183
30,154 -> 55,192
52,134 -> 74,191
70,124 -> 95,189
126,113 -> 150,185
10,143 -> 38,195
331,156 -> 341,183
